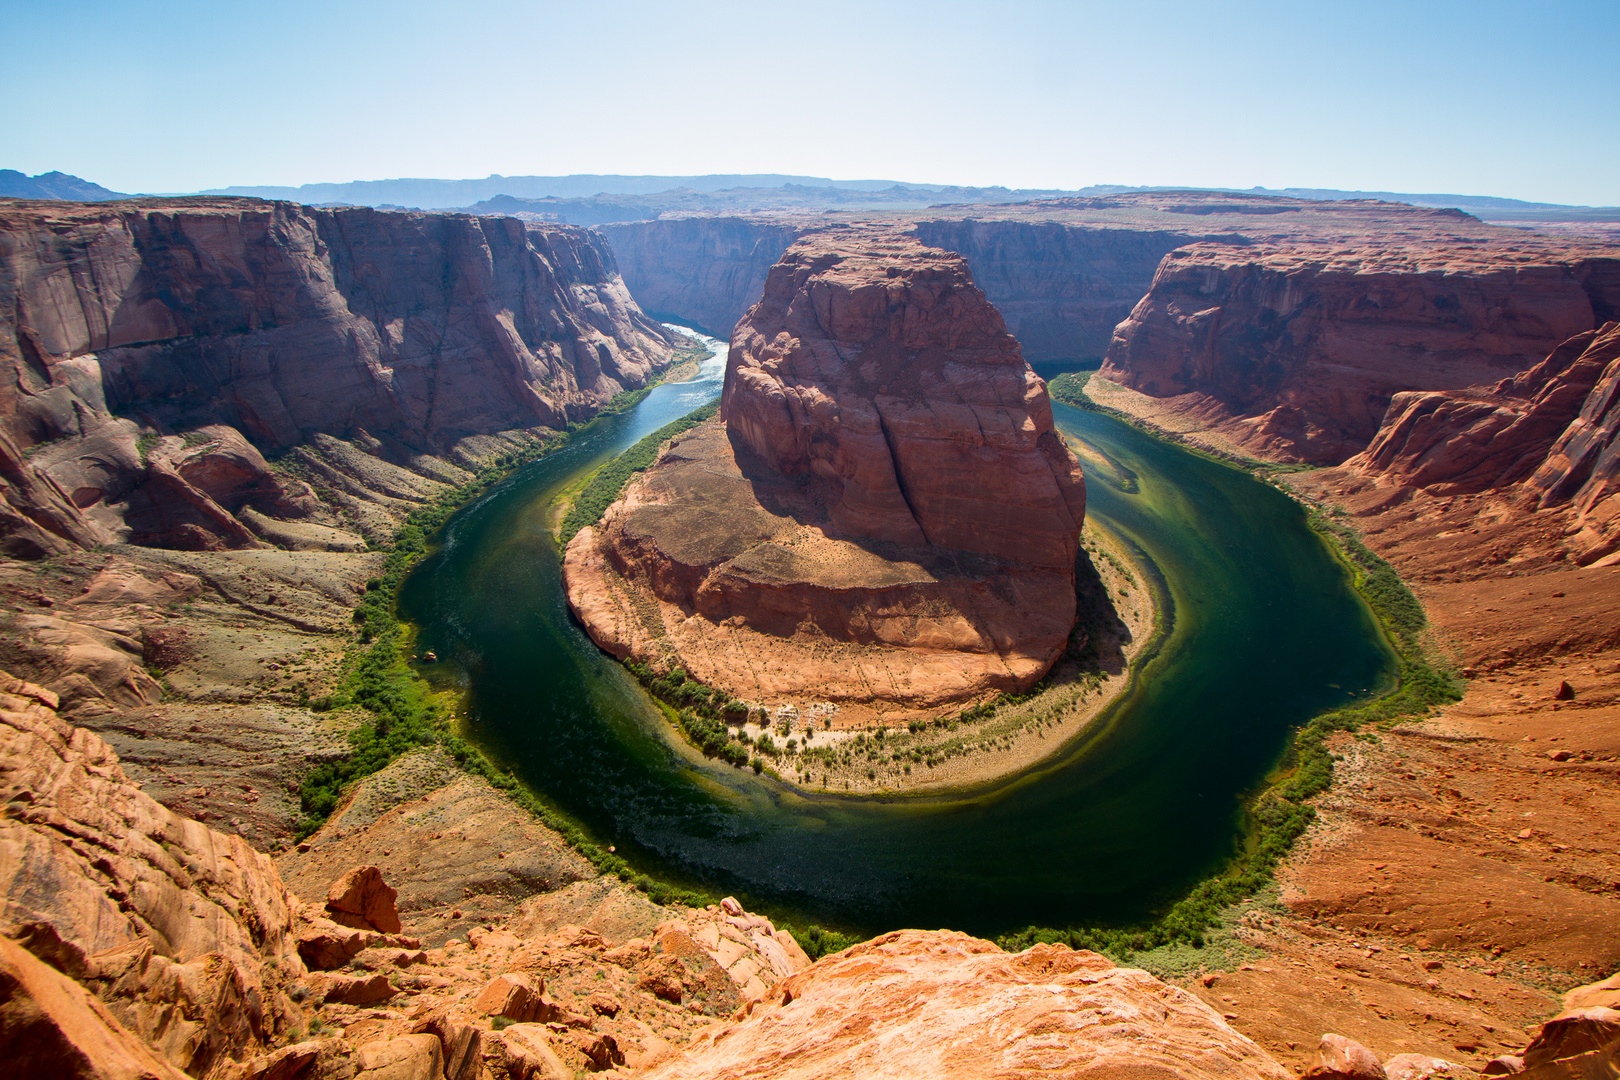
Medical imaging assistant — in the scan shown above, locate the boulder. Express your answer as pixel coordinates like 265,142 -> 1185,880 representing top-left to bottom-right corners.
1565,971 -> 1620,1012
1524,1007 -> 1620,1070
410,1013 -> 483,1080
472,972 -> 553,1023
315,972 -> 394,1006
495,1024 -> 572,1080
1381,1053 -> 1468,1080
352,1033 -> 443,1080
1304,1034 -> 1387,1080
325,865 -> 403,934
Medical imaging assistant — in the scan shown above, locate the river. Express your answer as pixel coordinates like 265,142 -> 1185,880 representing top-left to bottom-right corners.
398,330 -> 1393,936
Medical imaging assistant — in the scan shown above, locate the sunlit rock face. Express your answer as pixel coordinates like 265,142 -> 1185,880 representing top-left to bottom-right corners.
565,230 -> 1086,715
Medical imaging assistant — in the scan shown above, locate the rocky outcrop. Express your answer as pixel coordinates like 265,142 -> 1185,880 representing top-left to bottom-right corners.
0,669 -> 308,1073
1347,323 -> 1620,563
0,664 -> 825,1077
643,929 -> 1293,1080
722,231 -> 1086,567
565,232 -> 1086,713
0,196 -> 675,552
1100,240 -> 1620,463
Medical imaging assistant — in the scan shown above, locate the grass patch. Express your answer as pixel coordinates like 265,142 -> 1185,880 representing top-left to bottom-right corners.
556,402 -> 718,547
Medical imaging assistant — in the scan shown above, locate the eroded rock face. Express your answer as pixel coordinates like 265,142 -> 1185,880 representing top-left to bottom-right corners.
0,669 -> 308,1074
0,196 -> 675,553
722,230 -> 1086,568
1100,241 -> 1619,463
643,929 -> 1292,1080
566,232 -> 1085,713
1347,322 -> 1620,563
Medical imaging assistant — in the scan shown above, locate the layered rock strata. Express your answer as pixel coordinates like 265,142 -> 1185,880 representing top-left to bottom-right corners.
1100,239 -> 1620,463
0,663 -> 817,1076
596,195 -> 1619,466
1347,322 -> 1620,563
566,232 -> 1085,715
0,196 -> 675,553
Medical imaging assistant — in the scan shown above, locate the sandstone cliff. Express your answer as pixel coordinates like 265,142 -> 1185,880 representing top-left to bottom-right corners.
910,216 -> 1194,364
0,196 -> 675,553
598,218 -> 807,338
594,196 -> 1620,468
1100,239 -> 1620,463
1347,322 -> 1620,564
565,231 -> 1086,716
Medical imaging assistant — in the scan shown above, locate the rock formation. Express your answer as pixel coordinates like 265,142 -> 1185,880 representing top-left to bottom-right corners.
1347,322 -> 1620,563
597,195 -> 1620,466
598,218 -> 808,338
1099,239 -> 1620,463
0,662 -> 821,1077
643,929 -> 1292,1080
0,196 -> 676,553
565,231 -> 1086,714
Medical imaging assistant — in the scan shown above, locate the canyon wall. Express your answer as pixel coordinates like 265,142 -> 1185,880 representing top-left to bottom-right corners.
0,197 -> 676,554
1100,241 -> 1620,463
600,214 -> 1191,364
910,217 -> 1192,364
596,197 -> 1620,468
1349,321 -> 1620,564
597,218 -> 806,338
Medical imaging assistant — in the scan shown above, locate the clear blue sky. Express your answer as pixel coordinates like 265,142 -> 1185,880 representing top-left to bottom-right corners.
6,0 -> 1619,204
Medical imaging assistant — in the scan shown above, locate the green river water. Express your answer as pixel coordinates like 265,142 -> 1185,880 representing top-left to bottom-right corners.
398,336 -> 1394,937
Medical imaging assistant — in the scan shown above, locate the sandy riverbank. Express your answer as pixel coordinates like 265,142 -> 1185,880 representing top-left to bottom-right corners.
731,519 -> 1158,796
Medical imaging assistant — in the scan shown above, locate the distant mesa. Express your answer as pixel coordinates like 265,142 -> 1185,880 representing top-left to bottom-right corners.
563,229 -> 1087,718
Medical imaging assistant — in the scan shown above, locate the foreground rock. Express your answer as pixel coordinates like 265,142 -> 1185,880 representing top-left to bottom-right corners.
0,664 -> 813,1076
645,929 -> 1292,1080
565,231 -> 1085,717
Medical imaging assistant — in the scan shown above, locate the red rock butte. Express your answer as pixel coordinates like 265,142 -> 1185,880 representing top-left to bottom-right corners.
564,230 -> 1088,718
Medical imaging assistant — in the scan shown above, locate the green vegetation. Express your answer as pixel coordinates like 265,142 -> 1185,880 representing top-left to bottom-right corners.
556,402 -> 719,547
297,433 -> 557,832
995,483 -> 1462,965
1048,371 -> 1099,411
624,661 -> 752,768
791,924 -> 863,961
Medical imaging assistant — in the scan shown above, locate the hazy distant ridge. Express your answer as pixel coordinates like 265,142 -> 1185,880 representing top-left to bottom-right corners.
193,173 -> 1012,208
0,170 -> 125,201
5,169 -> 1618,223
